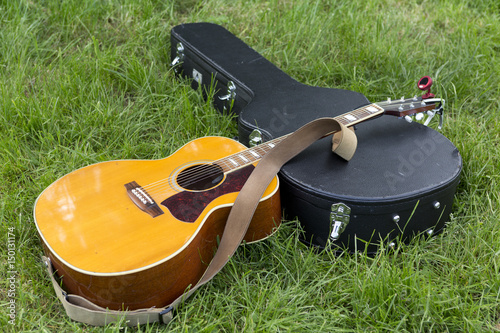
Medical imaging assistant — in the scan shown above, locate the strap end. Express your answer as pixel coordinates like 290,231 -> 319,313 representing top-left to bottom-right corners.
331,123 -> 358,161
160,306 -> 174,324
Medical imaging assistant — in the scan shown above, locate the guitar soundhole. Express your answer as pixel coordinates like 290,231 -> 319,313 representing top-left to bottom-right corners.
176,164 -> 224,191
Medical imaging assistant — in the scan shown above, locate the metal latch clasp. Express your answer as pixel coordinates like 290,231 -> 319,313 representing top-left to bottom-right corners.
218,81 -> 237,102
248,129 -> 262,147
329,203 -> 351,241
171,42 -> 185,69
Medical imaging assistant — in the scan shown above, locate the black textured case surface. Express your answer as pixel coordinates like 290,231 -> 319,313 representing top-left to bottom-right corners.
170,22 -> 462,252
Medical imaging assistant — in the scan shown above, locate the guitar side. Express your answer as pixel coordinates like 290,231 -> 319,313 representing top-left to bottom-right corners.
34,136 -> 281,310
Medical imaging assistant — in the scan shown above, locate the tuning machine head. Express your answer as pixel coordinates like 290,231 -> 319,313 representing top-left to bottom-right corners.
422,98 -> 444,129
407,98 -> 444,129
382,95 -> 445,129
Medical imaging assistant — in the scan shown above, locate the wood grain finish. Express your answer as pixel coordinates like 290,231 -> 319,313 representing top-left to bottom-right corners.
34,136 -> 281,310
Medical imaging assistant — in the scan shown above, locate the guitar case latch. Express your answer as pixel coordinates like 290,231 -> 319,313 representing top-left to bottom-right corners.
329,203 -> 351,241
248,129 -> 263,147
171,42 -> 185,72
218,80 -> 237,112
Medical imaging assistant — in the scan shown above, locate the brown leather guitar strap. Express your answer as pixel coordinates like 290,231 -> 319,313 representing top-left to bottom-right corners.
42,117 -> 357,326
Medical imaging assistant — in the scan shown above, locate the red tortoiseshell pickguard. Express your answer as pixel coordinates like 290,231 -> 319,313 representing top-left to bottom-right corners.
161,165 -> 255,222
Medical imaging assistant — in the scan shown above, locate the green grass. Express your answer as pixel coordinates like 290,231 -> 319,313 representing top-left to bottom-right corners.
1,0 -> 499,331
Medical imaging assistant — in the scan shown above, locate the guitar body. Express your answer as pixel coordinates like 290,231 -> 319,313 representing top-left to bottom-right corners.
34,136 -> 281,310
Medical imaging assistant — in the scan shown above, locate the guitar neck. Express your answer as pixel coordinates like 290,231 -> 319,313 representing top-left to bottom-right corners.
215,103 -> 385,173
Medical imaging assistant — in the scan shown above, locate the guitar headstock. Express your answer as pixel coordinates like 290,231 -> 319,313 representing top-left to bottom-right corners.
378,96 -> 444,129
378,76 -> 444,129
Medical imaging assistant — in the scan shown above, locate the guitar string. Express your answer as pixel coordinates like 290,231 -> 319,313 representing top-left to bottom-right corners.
145,98 -> 424,194
141,137 -> 276,190
142,137 -> 280,194
140,105 -> 387,196
144,100 -> 424,196
141,100 -> 432,195
142,104 -> 396,194
142,107 -> 365,193
144,137 -> 285,195
147,96 -> 418,197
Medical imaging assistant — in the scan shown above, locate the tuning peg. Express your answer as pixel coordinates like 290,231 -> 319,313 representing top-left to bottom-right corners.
404,115 -> 413,123
422,104 -> 444,130
415,113 -> 424,121
437,110 -> 443,129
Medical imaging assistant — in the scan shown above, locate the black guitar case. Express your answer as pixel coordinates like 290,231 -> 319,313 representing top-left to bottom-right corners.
170,23 -> 462,253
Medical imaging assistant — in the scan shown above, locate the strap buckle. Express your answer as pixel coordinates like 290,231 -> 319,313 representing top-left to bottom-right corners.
159,306 -> 174,324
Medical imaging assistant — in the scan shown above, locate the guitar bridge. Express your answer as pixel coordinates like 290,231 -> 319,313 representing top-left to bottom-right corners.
125,181 -> 164,218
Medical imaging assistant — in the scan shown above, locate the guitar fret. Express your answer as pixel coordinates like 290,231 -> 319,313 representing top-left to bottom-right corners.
249,150 -> 260,158
334,104 -> 384,127
336,117 -> 350,125
254,146 -> 267,156
228,158 -> 239,167
344,114 -> 357,122
238,154 -> 249,162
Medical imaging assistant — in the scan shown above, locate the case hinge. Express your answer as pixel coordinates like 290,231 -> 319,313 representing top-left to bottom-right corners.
329,203 -> 351,241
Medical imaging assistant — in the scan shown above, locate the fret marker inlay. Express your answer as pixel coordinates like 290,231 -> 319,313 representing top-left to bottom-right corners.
345,114 -> 357,121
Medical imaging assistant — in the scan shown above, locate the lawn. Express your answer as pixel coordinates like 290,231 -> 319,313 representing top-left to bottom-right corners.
1,0 -> 499,332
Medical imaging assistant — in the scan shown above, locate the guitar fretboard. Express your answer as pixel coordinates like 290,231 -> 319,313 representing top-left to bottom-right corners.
215,103 -> 384,173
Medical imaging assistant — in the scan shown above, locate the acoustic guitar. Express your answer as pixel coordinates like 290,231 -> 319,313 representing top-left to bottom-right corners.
34,96 -> 442,310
